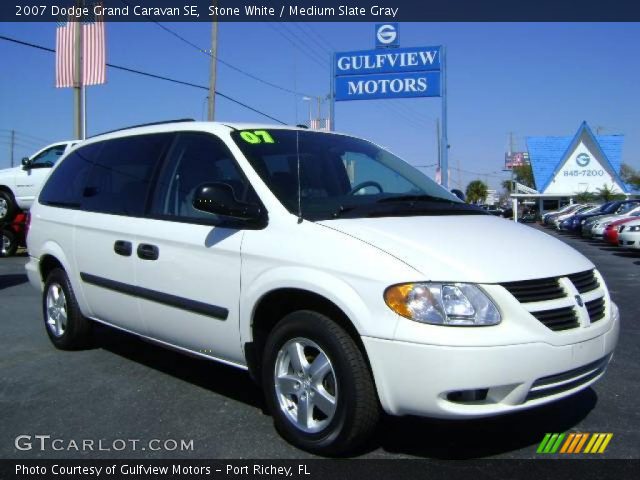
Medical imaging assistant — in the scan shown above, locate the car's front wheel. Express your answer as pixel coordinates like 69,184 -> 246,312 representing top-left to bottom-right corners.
262,310 -> 379,456
43,268 -> 92,350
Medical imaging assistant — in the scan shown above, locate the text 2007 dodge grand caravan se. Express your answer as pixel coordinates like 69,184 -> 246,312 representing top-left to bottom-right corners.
26,121 -> 619,455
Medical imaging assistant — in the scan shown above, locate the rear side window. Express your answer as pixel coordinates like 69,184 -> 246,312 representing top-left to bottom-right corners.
81,134 -> 171,216
39,144 -> 100,208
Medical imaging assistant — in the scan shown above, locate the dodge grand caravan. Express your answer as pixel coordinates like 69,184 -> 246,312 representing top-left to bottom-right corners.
26,120 -> 619,455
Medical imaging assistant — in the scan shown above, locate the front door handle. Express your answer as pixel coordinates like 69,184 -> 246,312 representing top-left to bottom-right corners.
114,240 -> 132,257
137,244 -> 159,261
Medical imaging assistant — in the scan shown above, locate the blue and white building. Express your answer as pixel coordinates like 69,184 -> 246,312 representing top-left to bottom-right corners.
511,122 -> 633,213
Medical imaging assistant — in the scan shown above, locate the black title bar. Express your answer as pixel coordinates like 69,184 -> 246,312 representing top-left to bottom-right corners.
3,0 -> 640,22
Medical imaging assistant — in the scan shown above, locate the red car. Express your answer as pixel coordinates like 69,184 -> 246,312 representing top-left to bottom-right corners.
604,217 -> 640,246
1,211 -> 27,257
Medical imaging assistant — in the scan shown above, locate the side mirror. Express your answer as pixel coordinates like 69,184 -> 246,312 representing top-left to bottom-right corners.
193,182 -> 262,222
21,157 -> 32,169
451,188 -> 465,202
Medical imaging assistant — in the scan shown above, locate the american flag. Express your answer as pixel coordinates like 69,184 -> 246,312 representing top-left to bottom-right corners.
55,4 -> 106,88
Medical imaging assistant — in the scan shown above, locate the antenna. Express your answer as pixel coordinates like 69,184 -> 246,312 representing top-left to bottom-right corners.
296,130 -> 303,223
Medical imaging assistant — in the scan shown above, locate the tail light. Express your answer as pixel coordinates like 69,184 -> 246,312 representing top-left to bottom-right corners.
24,211 -> 31,238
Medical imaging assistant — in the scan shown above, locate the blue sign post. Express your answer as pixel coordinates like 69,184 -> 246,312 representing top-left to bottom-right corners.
329,29 -> 449,187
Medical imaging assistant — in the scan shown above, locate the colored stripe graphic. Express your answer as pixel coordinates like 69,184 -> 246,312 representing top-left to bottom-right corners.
574,433 -> 589,453
539,433 -> 613,454
537,433 -> 565,453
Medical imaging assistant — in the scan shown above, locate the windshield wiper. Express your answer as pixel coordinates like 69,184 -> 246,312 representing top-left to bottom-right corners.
377,194 -> 457,204
332,205 -> 360,218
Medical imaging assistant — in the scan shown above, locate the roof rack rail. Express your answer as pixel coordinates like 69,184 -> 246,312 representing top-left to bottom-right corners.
88,119 -> 195,138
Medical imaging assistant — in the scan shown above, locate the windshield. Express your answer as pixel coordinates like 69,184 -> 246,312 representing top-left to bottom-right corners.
616,202 -> 640,214
31,144 -> 67,167
231,129 -> 481,221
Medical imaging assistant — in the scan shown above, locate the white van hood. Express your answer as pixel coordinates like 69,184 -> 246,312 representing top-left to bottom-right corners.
0,166 -> 19,181
318,215 -> 593,283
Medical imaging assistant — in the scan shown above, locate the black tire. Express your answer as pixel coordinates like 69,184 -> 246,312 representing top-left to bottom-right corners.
0,190 -> 16,222
262,310 -> 379,456
1,229 -> 17,257
42,268 -> 92,350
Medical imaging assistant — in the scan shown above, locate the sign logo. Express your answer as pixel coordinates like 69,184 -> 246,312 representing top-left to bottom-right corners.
575,295 -> 584,307
537,433 -> 613,454
376,23 -> 398,47
576,153 -> 591,167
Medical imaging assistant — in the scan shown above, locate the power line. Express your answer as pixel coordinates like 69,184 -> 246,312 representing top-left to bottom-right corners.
264,23 -> 329,70
121,1 -> 315,99
0,129 -> 54,144
0,34 -> 287,125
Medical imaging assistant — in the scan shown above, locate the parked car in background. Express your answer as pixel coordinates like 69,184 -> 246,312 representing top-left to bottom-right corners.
603,216 -> 640,246
582,200 -> 640,238
1,211 -> 27,257
542,203 -> 577,225
563,201 -> 616,234
618,219 -> 640,251
0,141 -> 77,221
557,205 -> 601,231
553,204 -> 597,230
479,205 -> 504,216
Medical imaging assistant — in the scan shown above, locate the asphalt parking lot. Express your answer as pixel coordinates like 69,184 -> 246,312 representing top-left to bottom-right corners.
1,223 -> 638,459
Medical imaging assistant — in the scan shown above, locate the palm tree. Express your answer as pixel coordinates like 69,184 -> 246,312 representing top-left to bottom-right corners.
466,180 -> 489,204
596,184 -> 624,202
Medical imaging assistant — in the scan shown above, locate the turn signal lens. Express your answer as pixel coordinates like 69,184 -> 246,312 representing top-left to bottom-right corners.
384,282 -> 501,326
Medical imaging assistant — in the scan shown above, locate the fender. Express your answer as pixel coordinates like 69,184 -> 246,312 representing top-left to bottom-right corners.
37,239 -> 92,318
239,265 -> 399,346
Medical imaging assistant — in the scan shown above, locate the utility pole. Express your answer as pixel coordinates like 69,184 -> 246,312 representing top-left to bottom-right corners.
9,130 -> 15,168
440,45 -> 449,189
436,118 -> 441,180
207,0 -> 218,121
509,131 -> 515,194
73,0 -> 84,139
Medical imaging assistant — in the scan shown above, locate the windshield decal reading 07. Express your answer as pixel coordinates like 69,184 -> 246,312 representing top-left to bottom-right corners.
239,130 -> 275,144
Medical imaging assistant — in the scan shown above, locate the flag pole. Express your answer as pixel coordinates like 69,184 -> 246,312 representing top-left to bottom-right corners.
73,0 -> 84,140
82,82 -> 87,138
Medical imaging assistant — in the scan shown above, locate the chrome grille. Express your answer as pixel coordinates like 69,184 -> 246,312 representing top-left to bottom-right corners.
501,277 -> 565,303
530,306 -> 579,331
586,297 -> 605,323
568,270 -> 599,294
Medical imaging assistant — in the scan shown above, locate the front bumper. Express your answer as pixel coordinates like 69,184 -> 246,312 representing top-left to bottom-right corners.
363,303 -> 619,418
618,232 -> 640,250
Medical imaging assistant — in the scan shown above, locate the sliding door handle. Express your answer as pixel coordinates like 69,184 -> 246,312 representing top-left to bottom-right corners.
137,244 -> 159,261
114,240 -> 132,257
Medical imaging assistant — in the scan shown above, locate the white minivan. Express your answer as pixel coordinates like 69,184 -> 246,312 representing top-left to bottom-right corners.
26,121 -> 619,455
0,141 -> 76,221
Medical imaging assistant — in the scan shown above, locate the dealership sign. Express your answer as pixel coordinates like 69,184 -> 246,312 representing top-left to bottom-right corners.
334,45 -> 442,101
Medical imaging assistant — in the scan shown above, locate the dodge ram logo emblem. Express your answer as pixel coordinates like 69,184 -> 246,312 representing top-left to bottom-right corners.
575,295 -> 584,307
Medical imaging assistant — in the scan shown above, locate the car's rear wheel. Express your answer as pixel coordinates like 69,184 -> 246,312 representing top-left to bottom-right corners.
1,229 -> 17,257
262,310 -> 379,456
0,191 -> 16,222
43,268 -> 92,350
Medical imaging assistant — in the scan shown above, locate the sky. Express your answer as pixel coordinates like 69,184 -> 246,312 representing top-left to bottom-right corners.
1,22 -> 639,190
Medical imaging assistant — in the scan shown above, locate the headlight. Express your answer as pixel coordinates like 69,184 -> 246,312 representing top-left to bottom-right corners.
629,225 -> 640,232
581,220 -> 586,224
384,283 -> 501,326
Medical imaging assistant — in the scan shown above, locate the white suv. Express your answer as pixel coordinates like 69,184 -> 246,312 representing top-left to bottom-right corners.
0,141 -> 76,221
26,121 -> 619,455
